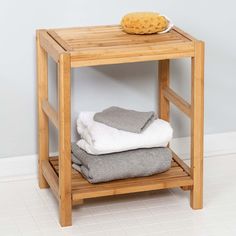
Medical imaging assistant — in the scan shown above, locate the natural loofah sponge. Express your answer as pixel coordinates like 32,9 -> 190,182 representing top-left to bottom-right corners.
121,12 -> 169,35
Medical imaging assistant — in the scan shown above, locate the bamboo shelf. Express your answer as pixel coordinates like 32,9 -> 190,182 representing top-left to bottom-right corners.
36,24 -> 204,227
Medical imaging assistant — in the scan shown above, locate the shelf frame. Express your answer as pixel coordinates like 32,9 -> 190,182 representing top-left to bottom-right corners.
36,25 -> 204,227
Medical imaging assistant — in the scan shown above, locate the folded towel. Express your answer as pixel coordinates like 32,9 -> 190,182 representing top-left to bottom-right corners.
77,112 -> 173,155
71,143 -> 172,183
94,106 -> 155,133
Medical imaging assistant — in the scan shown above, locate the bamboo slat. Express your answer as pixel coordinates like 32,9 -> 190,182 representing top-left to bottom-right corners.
49,154 -> 193,203
43,25 -> 195,67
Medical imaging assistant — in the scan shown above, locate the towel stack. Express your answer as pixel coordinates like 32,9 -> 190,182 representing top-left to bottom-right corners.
72,106 -> 173,183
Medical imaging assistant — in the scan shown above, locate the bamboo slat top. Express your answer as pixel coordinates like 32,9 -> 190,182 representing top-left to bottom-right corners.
44,25 -> 197,67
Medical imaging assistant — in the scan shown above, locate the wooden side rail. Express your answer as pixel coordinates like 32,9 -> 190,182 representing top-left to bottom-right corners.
163,87 -> 191,117
37,30 -> 66,62
72,177 -> 193,202
70,42 -> 195,67
172,151 -> 191,176
173,26 -> 198,41
42,100 -> 59,129
42,160 -> 59,200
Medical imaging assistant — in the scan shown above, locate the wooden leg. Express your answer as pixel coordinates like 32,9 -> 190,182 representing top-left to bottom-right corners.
58,53 -> 72,226
37,31 -> 49,189
72,199 -> 84,206
181,186 -> 192,191
158,60 -> 170,121
190,41 -> 205,209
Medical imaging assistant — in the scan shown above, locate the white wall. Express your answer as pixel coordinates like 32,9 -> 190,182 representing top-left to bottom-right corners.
0,0 -> 236,158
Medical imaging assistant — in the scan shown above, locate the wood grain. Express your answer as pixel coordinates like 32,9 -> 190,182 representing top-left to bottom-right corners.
163,87 -> 191,117
70,42 -> 194,67
45,26 -> 195,67
36,30 -> 49,189
190,41 -> 205,209
58,53 -> 72,226
49,155 -> 193,203
158,60 -> 170,121
172,152 -> 191,176
42,160 -> 59,200
39,30 -> 65,62
173,26 -> 198,41
42,100 -> 58,129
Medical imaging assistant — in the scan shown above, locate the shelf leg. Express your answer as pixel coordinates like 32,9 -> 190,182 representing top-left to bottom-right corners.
158,60 -> 170,121
72,199 -> 84,206
190,41 -> 205,209
58,53 -> 72,226
37,31 -> 49,189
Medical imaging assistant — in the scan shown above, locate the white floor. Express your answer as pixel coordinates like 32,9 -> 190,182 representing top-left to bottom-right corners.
1,154 -> 236,236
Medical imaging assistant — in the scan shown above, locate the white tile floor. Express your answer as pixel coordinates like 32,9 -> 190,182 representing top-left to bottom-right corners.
1,154 -> 236,236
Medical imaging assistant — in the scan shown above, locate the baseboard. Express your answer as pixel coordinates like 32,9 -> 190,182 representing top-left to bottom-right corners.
170,131 -> 236,159
0,152 -> 58,181
0,154 -> 38,180
1,132 -> 236,180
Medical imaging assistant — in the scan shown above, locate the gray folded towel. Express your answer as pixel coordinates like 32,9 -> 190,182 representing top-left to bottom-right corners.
94,106 -> 155,133
71,143 -> 172,183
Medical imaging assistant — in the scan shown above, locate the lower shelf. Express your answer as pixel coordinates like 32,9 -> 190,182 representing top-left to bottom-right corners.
48,153 -> 193,204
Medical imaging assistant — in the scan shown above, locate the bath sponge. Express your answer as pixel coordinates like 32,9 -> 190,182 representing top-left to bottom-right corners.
121,12 -> 169,35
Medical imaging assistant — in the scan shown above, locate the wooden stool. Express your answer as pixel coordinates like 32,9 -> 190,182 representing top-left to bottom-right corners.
36,25 -> 204,227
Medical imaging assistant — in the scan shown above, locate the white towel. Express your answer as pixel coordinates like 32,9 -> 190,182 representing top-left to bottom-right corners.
77,112 -> 173,155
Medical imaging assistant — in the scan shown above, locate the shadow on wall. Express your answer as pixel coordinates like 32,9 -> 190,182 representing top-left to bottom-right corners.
71,61 -> 157,111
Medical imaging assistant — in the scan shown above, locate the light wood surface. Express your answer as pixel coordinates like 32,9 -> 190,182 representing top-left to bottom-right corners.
70,42 -> 194,67
37,25 -> 204,227
172,26 -> 198,41
172,152 -> 191,176
46,26 -> 195,67
58,53 -> 72,226
190,41 -> 205,209
37,30 -> 49,189
72,199 -> 84,206
42,100 -> 58,129
163,87 -> 191,117
49,155 -> 193,203
158,60 -> 170,122
48,30 -> 73,51
39,30 -> 65,62
42,160 -> 59,200
181,186 -> 192,191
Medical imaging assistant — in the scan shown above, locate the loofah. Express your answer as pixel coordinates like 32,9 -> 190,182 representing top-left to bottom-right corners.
121,12 -> 169,35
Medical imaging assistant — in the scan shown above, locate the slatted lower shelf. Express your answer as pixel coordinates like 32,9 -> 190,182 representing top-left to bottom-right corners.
49,155 -> 193,204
